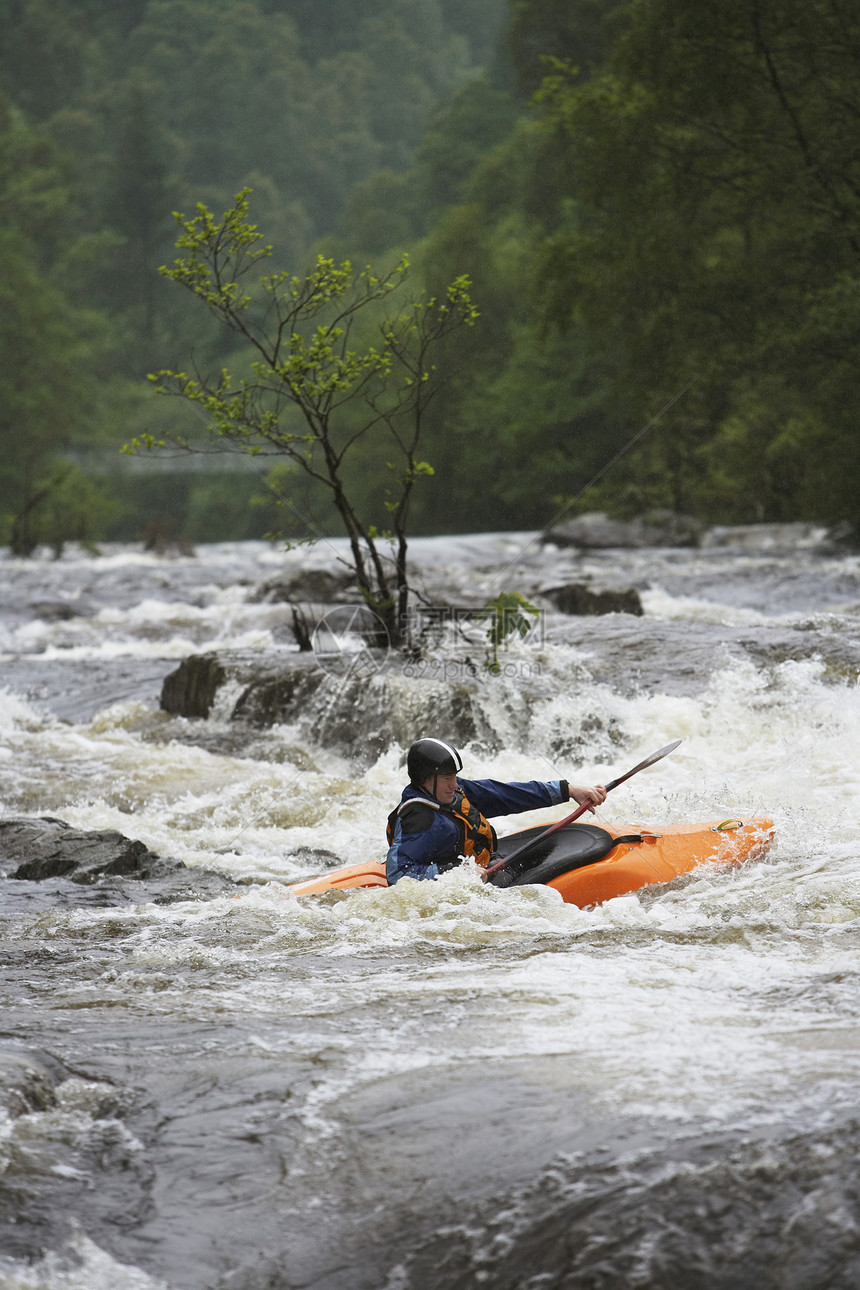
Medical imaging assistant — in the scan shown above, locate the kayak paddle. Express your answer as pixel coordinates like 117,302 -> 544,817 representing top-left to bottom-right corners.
484,738 -> 682,880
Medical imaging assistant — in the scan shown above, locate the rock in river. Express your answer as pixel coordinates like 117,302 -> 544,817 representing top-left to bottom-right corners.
543,582 -> 644,616
0,816 -> 234,900
159,649 -> 505,761
545,510 -> 705,549
161,649 -> 325,721
249,567 -> 357,603
0,816 -> 162,882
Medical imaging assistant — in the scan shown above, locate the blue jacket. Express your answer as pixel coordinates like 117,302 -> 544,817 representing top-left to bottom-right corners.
386,777 -> 569,885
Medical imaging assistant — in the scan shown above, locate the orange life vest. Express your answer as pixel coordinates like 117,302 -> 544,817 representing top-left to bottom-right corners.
386,787 -> 497,870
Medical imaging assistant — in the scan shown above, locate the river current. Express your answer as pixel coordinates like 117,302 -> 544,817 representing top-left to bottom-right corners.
1,533 -> 860,1289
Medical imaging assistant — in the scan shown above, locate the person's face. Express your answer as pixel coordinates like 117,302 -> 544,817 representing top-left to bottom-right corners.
423,771 -> 457,804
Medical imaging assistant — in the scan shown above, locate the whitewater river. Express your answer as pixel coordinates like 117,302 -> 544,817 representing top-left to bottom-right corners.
1,532 -> 860,1289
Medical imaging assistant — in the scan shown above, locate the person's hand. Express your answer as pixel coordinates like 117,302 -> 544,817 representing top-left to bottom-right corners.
569,784 -> 607,813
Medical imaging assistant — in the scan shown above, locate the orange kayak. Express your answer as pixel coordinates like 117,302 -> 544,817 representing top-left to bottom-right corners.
284,817 -> 774,906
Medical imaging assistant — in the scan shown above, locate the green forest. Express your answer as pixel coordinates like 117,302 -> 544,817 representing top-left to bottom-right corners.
2,0 -> 859,550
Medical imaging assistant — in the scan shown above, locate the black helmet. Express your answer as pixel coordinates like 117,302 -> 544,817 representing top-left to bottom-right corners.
407,737 -> 463,785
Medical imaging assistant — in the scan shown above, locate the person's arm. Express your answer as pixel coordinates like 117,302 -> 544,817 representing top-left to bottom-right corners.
460,777 -> 606,818
386,801 -> 454,885
458,777 -> 568,818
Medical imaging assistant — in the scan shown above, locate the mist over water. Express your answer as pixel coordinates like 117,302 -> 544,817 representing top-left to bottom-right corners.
1,536 -> 859,1289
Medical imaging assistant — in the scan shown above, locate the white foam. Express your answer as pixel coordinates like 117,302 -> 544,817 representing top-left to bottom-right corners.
641,584 -> 771,624
0,1230 -> 172,1289
3,537 -> 860,1159
0,689 -> 44,732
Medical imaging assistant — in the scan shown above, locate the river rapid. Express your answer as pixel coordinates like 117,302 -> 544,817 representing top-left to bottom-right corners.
1,533 -> 860,1290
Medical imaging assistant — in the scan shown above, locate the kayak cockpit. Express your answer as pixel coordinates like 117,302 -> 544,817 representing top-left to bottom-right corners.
489,822 -> 627,887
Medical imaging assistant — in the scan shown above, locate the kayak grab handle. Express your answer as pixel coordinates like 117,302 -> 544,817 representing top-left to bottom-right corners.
612,832 -> 662,846
712,819 -> 745,832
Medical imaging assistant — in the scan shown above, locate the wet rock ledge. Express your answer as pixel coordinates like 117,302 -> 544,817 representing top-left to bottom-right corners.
0,816 -> 233,900
544,511 -> 854,551
159,649 -> 491,758
161,648 -> 324,721
0,816 -> 161,883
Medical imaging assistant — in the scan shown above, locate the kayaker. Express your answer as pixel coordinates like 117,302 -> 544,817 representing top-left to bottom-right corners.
386,737 -> 607,885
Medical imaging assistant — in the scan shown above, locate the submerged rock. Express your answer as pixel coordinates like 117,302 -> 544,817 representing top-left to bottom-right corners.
545,512 -> 853,553
249,567 -> 356,603
27,598 -> 95,621
0,1051 -> 59,1117
545,511 -> 704,549
0,816 -> 162,883
0,816 -> 234,900
543,582 -> 644,616
701,522 -> 837,551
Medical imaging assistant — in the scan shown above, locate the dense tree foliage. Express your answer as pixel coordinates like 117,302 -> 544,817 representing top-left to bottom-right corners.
371,0 -> 860,532
529,0 -> 860,525
2,0 -> 859,547
0,0 -> 505,545
0,0 -> 501,373
0,93 -> 117,552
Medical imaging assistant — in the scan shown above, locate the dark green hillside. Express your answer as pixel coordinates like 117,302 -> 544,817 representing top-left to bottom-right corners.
2,0 -> 859,546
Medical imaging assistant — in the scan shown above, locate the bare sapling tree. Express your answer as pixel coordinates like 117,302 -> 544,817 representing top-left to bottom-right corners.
126,189 -> 479,647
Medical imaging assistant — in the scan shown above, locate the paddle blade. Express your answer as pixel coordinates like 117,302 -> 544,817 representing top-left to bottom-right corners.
605,738 -> 682,790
